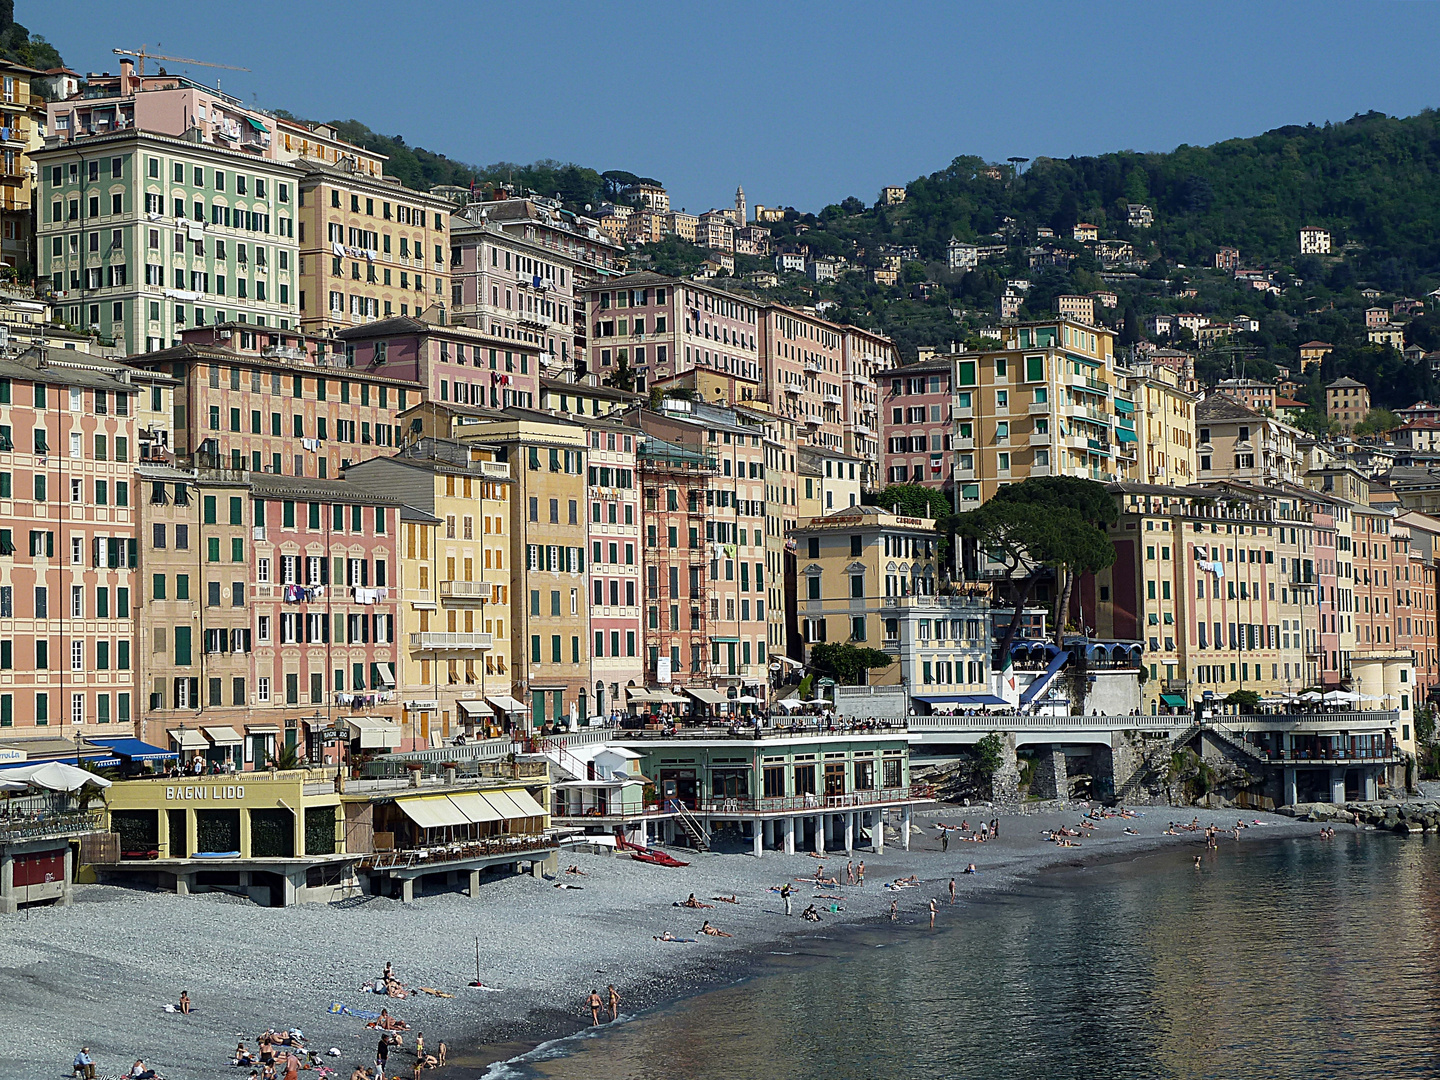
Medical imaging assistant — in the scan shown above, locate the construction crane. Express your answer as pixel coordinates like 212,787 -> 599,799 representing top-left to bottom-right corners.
112,46 -> 250,78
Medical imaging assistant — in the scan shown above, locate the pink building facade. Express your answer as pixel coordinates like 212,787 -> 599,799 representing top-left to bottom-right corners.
759,305 -> 847,453
881,360 -> 956,490
248,475 -> 404,757
581,424 -> 643,717
337,317 -> 542,412
0,354 -> 141,740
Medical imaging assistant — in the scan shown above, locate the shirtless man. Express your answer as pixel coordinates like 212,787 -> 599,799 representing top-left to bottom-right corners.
587,989 -> 603,1025
948,878 -> 956,904
700,921 -> 733,937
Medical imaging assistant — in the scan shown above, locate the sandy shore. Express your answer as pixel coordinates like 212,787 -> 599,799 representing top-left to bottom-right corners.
0,802 -> 1319,1080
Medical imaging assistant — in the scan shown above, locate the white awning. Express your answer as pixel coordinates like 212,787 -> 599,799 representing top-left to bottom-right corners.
507,787 -> 549,819
448,792 -> 504,824
245,724 -> 279,734
626,689 -> 656,703
170,729 -> 208,750
397,796 -> 467,830
348,716 -> 402,749
484,788 -> 547,820
456,700 -> 486,717
203,726 -> 243,746
685,688 -> 727,706
486,694 -> 527,713
375,663 -> 396,689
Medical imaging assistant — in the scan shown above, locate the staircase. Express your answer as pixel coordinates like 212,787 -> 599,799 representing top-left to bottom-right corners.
1112,721 -> 1199,805
669,801 -> 711,852
1207,723 -> 1271,764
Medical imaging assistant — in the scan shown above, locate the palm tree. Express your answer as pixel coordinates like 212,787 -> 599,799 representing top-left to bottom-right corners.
267,743 -> 302,771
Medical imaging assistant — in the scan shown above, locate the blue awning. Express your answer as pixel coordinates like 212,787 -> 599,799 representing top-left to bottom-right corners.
913,694 -> 1008,706
89,737 -> 176,762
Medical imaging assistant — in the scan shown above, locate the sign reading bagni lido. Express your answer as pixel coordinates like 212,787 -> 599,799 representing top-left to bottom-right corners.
165,785 -> 248,801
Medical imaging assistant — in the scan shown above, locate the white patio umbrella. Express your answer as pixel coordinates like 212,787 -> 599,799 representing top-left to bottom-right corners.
1322,690 -> 1359,704
3,761 -> 112,792
1298,691 -> 1323,702
775,698 -> 805,712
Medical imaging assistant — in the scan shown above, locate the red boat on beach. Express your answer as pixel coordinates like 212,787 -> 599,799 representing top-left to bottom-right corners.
630,848 -> 689,867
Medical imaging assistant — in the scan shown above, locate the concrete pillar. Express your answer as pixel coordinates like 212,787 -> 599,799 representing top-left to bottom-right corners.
813,815 -> 825,856
468,869 -> 481,897
0,853 -> 15,914
1283,768 -> 1298,806
401,877 -> 415,904
1329,767 -> 1346,805
844,812 -> 854,854
175,873 -> 190,897
281,871 -> 299,907
1031,746 -> 1069,800
783,817 -> 796,855
873,810 -> 885,854
60,846 -> 74,907
901,806 -> 912,851
991,732 -> 1021,802
761,819 -> 773,849
530,858 -> 546,878
751,822 -> 763,858
1365,772 -> 1379,801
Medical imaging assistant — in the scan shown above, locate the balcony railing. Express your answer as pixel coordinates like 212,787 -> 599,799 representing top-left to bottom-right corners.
439,580 -> 492,600
693,787 -> 915,813
360,833 -> 557,871
410,632 -> 494,650
0,808 -> 103,843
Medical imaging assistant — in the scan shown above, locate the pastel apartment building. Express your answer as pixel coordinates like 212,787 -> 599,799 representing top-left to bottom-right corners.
337,316 -> 542,412
951,318 -> 1131,507
1326,376 -> 1370,433
345,438 -> 515,743
129,324 -> 420,479
1299,226 -> 1332,255
578,421 -> 643,717
881,359 -> 956,489
1055,294 -> 1096,324
294,160 -> 452,333
843,325 -> 895,486
0,352 -> 142,739
582,271 -> 762,398
760,304 -> 848,454
246,474 -> 405,753
449,200 -> 586,375
0,59 -> 46,270
1195,395 -> 1304,487
35,129 -> 301,353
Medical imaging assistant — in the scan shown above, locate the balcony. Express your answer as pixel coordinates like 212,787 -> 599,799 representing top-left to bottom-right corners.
953,436 -> 974,450
1029,431 -> 1051,446
479,460 -> 511,479
440,580 -> 493,601
784,384 -> 802,396
954,406 -> 974,420
804,360 -> 821,375
955,468 -> 976,481
1028,400 -> 1052,415
823,391 -> 844,406
410,632 -> 494,650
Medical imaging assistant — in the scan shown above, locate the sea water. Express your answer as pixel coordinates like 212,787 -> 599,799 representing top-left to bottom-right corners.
497,833 -> 1440,1079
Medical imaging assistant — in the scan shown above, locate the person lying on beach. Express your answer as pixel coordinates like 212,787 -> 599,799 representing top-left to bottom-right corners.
711,894 -> 739,904
894,875 -> 920,885
1124,827 -> 1140,835
678,894 -> 713,908
554,881 -> 583,889
653,931 -> 694,942
565,865 -> 588,875
700,921 -> 733,937
801,905 -> 822,922
369,1010 -> 408,1031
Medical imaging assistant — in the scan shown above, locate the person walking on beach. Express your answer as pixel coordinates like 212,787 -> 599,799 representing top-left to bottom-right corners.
846,860 -> 854,885
608,985 -> 621,1022
587,989 -> 603,1025
991,818 -> 999,839
781,882 -> 792,916
376,1034 -> 392,1080
857,860 -> 865,886
929,898 -> 937,928
948,878 -> 956,904
941,829 -> 949,853
890,898 -> 898,922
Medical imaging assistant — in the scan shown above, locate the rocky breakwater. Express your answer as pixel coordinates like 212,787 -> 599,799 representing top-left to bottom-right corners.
1280,798 -> 1440,834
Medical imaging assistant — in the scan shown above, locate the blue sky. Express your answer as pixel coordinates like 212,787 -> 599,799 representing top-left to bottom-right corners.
36,1 -> 1440,214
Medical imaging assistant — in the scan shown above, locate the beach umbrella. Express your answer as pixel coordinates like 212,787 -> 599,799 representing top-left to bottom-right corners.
3,761 -> 112,792
775,698 -> 804,712
1298,691 -> 1322,703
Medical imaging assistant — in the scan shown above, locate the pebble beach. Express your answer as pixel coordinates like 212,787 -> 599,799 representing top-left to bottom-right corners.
0,803 -> 1318,1080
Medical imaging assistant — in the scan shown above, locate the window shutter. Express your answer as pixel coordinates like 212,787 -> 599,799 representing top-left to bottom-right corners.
93,537 -> 102,567
321,557 -> 331,585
